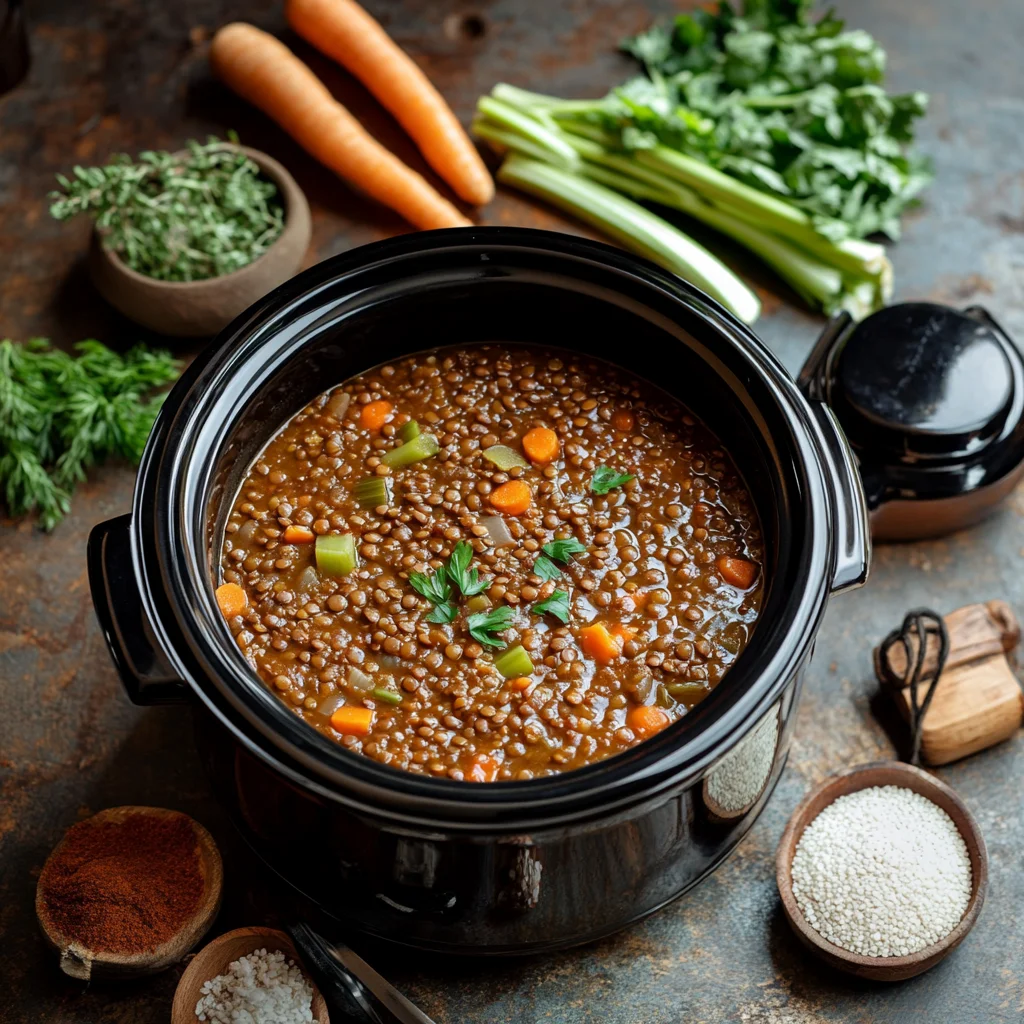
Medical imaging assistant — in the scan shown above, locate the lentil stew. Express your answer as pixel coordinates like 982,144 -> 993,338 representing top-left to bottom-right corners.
217,345 -> 764,781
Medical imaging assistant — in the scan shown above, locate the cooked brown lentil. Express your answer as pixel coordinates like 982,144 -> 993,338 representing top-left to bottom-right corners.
218,345 -> 763,781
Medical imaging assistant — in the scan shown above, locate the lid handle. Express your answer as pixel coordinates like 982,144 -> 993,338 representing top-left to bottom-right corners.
810,402 -> 871,594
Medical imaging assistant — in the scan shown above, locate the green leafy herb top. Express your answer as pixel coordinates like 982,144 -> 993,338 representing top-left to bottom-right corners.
591,466 -> 636,495
534,536 -> 588,580
0,338 -> 180,530
532,590 -> 571,624
467,606 -> 515,648
409,566 -> 457,623
49,135 -> 285,282
446,540 -> 490,596
601,0 -> 933,240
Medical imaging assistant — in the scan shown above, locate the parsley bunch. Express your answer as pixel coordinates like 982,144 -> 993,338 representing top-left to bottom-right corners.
619,0 -> 932,240
49,135 -> 285,282
0,339 -> 180,529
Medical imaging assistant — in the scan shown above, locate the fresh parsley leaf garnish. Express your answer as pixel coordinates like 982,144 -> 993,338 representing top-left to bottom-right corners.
590,466 -> 635,495
425,602 -> 458,624
542,537 -> 588,563
409,567 -> 452,606
533,554 -> 562,581
467,605 -> 515,648
445,539 -> 489,597
531,590 -> 570,624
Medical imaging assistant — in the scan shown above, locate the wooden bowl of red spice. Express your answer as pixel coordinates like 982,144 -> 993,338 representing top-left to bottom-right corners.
35,806 -> 223,980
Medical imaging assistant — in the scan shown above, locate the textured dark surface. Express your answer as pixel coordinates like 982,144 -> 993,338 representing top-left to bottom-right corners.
2,0 -> 1023,1021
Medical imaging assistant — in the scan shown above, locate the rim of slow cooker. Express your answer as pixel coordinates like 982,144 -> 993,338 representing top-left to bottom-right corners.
134,228 -> 834,830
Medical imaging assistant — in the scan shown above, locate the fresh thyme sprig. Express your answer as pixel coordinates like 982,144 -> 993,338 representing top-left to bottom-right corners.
0,338 -> 180,530
49,134 -> 285,283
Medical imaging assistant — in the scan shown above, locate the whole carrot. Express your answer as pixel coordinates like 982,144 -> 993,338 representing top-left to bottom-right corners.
210,23 -> 470,231
286,0 -> 494,207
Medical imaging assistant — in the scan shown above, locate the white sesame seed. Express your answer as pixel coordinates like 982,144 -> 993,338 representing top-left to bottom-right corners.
790,785 -> 973,958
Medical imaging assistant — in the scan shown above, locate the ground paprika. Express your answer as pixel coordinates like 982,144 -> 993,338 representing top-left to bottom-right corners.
37,811 -> 204,954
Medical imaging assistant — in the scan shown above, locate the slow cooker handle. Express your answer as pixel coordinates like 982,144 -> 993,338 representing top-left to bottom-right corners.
809,402 -> 871,594
87,514 -> 190,705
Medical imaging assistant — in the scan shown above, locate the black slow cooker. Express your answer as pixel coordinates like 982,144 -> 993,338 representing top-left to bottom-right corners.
88,229 -> 870,954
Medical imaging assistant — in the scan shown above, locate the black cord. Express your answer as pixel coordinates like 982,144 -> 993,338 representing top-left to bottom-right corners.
877,608 -> 949,766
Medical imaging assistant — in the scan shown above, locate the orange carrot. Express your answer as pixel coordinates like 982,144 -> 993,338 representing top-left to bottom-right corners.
330,706 -> 375,735
627,704 -> 671,737
285,0 -> 493,206
510,676 -> 533,691
467,756 -> 501,782
522,427 -> 560,465
612,408 -> 635,432
489,480 -> 532,516
215,583 -> 248,619
718,556 -> 758,589
283,525 -> 316,544
360,399 -> 393,430
579,622 -> 623,664
209,23 -> 470,231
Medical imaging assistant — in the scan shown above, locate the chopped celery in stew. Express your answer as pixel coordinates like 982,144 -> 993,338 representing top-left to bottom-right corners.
217,346 -> 763,781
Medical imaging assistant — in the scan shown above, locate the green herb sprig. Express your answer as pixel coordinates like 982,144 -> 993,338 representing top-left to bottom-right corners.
49,135 -> 285,283
532,590 -> 571,624
534,536 -> 588,580
409,566 -> 457,623
0,338 -> 180,529
446,540 -> 490,597
591,466 -> 635,495
467,605 -> 515,648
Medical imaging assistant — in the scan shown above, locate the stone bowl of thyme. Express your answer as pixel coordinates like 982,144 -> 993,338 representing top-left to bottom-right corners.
50,136 -> 311,337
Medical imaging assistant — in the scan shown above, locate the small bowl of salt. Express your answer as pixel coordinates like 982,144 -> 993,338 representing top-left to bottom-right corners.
776,761 -> 987,982
171,927 -> 329,1024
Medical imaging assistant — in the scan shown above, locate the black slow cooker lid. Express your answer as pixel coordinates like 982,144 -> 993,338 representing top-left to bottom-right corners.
802,303 -> 1024,507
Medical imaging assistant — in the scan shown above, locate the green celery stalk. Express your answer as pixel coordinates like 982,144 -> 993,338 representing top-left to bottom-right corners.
476,98 -> 580,170
494,644 -> 535,679
575,160 -> 853,312
497,155 -> 761,325
472,118 -> 570,167
483,87 -> 888,280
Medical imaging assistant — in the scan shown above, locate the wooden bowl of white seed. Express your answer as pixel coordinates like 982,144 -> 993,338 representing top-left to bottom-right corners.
171,927 -> 329,1024
776,761 -> 987,982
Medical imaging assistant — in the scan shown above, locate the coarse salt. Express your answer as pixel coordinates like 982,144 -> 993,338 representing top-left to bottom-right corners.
196,947 -> 316,1024
790,785 -> 972,958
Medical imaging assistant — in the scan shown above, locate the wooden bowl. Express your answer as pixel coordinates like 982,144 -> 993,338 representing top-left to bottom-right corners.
36,806 -> 223,981
171,927 -> 329,1024
88,145 -> 311,338
776,761 -> 987,981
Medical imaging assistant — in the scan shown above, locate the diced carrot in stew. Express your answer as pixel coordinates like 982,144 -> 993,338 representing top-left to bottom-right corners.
330,706 -> 375,736
510,676 -> 533,691
360,400 -> 393,430
579,622 -> 624,664
282,525 -> 315,543
467,756 -> 501,782
489,480 -> 532,516
522,427 -> 560,465
215,583 -> 248,619
611,408 -> 635,432
717,556 -> 758,590
627,704 -> 671,736
610,623 -> 637,643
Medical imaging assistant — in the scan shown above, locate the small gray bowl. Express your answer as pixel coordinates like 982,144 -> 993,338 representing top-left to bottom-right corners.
88,145 -> 312,338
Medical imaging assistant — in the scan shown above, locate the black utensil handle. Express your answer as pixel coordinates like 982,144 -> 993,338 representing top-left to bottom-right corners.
810,402 -> 871,594
87,514 -> 190,705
